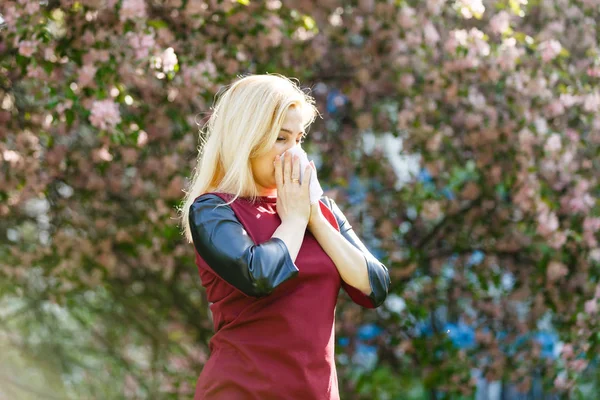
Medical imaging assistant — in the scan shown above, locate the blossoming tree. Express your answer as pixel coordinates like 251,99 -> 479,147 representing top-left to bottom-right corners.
1,0 -> 599,398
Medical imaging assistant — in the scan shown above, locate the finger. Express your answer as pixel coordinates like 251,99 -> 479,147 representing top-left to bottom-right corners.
291,155 -> 300,183
309,160 -> 316,170
283,151 -> 292,184
302,164 -> 312,190
274,155 -> 283,188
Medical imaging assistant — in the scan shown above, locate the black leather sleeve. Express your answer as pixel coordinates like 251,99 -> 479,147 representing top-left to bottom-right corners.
188,194 -> 299,297
322,196 -> 391,308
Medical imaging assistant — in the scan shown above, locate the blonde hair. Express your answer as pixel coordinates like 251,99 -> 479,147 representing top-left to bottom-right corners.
178,74 -> 319,243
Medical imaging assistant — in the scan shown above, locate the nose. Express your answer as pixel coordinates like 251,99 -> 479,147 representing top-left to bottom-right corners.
280,143 -> 299,156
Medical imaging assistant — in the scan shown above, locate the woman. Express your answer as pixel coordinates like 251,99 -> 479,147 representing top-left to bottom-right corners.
179,74 -> 391,400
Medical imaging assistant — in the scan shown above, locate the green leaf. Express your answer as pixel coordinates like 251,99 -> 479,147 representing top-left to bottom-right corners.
147,19 -> 168,29
302,15 -> 316,31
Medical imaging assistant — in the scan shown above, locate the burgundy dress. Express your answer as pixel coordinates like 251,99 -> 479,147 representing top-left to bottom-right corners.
189,192 -> 390,400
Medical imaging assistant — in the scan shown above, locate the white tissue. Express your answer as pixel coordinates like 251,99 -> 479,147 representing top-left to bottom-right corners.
283,146 -> 323,204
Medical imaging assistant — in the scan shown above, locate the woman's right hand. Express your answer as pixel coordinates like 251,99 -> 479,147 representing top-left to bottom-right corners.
274,151 -> 313,225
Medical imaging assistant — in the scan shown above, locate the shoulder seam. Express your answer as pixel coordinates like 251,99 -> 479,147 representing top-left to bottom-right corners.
194,193 -> 228,204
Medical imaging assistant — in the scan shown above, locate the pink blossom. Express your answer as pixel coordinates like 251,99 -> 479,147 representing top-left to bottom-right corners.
490,11 -> 510,34
26,65 -> 48,80
464,112 -> 483,128
545,100 -> 565,117
426,0 -> 446,14
559,93 -> 580,108
24,1 -> 40,14
358,0 -> 375,12
83,49 -> 110,65
43,47 -> 58,62
584,299 -> 597,314
554,374 -> 569,390
583,217 -> 600,247
400,74 -> 415,88
564,194 -> 595,214
127,32 -> 155,59
583,91 -> 600,113
590,249 -> 600,263
468,87 -> 486,109
467,28 -> 489,56
533,116 -> 548,135
77,64 -> 97,88
518,128 -> 536,150
569,359 -> 588,372
89,99 -> 122,130
120,0 -> 147,21
544,133 -> 562,153
2,5 -> 20,29
421,200 -> 442,221
584,217 -> 600,233
81,30 -> 96,47
496,38 -> 523,71
539,39 -> 562,62
18,40 -> 37,57
159,47 -> 178,72
92,145 -> 113,162
182,60 -> 218,90
82,0 -> 119,9
549,231 -> 567,249
264,27 -> 283,47
561,343 -> 574,359
561,180 -> 594,214
405,31 -> 422,47
537,210 -> 559,236
56,100 -> 73,114
444,29 -> 468,53
581,0 -> 600,7
185,1 -> 208,15
565,5 -> 583,18
527,76 -> 551,100
396,6 -> 416,29
443,37 -> 459,54
123,372 -> 140,397
263,15 -> 284,46
457,0 -> 485,19
563,180 -> 595,214
540,158 -> 557,175
2,150 -> 23,167
423,22 -> 440,45
546,261 -> 568,282
506,70 -> 529,91
538,21 -> 565,42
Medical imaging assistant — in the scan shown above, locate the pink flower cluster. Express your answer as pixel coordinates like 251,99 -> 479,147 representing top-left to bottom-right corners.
538,39 -> 562,62
89,99 -> 122,131
127,32 -> 155,60
18,40 -> 37,57
119,0 -> 147,22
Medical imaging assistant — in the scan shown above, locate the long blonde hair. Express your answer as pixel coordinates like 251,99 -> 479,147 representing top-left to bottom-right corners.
178,74 -> 319,243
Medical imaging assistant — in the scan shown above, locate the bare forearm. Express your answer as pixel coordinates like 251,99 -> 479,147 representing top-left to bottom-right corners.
308,217 -> 371,295
272,217 -> 308,262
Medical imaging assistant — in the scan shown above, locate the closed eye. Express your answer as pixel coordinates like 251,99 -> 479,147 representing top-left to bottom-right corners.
277,134 -> 306,143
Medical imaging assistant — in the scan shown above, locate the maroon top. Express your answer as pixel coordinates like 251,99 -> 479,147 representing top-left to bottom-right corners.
193,192 -> 376,400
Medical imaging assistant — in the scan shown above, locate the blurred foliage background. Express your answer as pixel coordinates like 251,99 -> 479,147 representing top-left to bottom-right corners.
1,0 -> 599,398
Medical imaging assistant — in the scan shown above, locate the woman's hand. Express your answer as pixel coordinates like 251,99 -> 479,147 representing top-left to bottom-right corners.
274,151 -> 313,225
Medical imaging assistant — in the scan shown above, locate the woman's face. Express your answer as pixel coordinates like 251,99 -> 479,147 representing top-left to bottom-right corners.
250,106 -> 307,196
